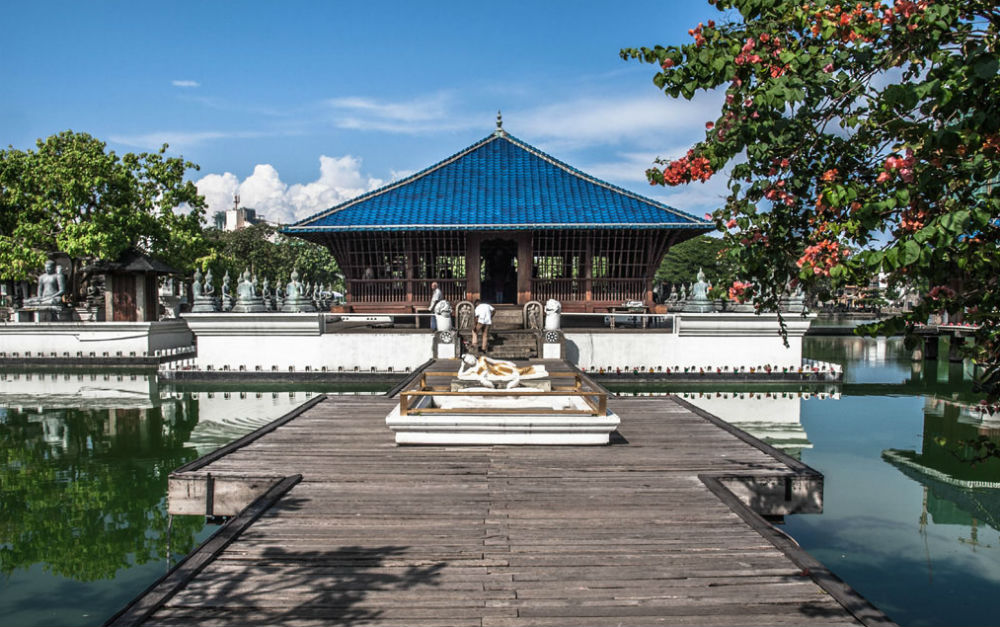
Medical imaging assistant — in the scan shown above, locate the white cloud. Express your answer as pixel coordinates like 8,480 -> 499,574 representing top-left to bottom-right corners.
511,90 -> 724,151
172,80 -> 201,88
195,155 -> 385,225
110,130 -> 269,150
326,93 -> 481,134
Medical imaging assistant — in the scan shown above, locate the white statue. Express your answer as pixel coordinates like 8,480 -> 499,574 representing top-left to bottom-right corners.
433,299 -> 451,316
544,298 -> 562,330
433,298 -> 452,331
456,354 -> 547,390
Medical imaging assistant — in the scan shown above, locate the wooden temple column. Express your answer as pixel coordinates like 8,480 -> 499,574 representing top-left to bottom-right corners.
405,251 -> 415,303
584,238 -> 593,312
516,232 -> 532,304
467,235 -> 481,301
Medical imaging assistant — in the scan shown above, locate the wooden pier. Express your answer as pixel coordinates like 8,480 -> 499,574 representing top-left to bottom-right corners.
109,361 -> 893,626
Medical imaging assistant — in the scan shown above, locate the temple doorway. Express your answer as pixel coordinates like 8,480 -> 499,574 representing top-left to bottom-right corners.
480,238 -> 518,304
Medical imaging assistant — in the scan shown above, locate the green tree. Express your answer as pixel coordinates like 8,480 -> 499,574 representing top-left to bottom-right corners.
624,0 -> 1000,400
656,235 -> 731,287
0,131 -> 207,280
199,223 -> 343,290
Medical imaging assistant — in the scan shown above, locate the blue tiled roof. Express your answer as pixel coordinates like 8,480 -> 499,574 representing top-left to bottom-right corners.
284,131 -> 713,232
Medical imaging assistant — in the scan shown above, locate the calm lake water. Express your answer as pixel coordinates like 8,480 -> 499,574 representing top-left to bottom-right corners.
0,336 -> 995,626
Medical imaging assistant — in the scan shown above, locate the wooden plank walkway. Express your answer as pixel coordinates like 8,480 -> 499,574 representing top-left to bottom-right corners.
121,388 -> 893,626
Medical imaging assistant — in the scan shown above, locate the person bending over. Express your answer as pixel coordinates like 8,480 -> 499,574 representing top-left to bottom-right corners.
471,299 -> 494,352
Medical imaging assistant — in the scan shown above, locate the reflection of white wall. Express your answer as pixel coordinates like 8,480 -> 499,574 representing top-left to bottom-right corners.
176,390 -> 380,455
189,391 -> 320,424
0,372 -> 157,409
674,391 -> 839,452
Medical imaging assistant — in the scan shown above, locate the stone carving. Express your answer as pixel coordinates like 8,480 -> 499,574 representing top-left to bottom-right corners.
261,278 -> 274,310
24,260 -> 66,307
232,268 -> 266,313
158,277 -> 182,319
456,300 -> 474,330
437,330 -> 455,344
682,268 -> 713,313
191,268 -> 220,313
220,271 -> 234,311
433,299 -> 451,316
524,301 -> 543,330
192,269 -> 204,298
781,280 -> 808,314
274,279 -> 285,310
281,269 -> 317,313
456,354 -> 549,390
85,275 -> 105,308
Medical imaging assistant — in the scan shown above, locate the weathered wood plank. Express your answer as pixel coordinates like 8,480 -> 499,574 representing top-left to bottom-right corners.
139,386 -> 894,627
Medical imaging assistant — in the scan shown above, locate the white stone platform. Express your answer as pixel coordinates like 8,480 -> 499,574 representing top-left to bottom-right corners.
385,402 -> 621,445
386,368 -> 620,445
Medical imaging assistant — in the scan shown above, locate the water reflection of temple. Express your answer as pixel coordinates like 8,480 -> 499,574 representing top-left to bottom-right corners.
883,396 -> 1000,554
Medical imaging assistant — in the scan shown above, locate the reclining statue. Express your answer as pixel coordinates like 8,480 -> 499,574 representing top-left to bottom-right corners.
456,353 -> 548,390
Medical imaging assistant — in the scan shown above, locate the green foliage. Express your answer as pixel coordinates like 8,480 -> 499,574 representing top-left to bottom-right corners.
0,131 -> 207,280
624,0 -> 1000,401
656,235 -> 731,286
200,223 -> 343,289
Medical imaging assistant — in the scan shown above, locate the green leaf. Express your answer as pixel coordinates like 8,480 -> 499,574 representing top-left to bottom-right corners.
973,57 -> 999,80
940,209 -> 970,234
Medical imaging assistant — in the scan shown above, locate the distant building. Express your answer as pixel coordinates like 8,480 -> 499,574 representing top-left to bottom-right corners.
217,195 -> 265,232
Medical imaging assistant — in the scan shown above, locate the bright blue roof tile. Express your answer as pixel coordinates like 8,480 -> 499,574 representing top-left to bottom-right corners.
284,131 -> 713,232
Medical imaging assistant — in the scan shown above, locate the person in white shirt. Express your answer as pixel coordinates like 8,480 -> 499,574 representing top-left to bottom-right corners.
429,281 -> 442,330
472,299 -> 494,352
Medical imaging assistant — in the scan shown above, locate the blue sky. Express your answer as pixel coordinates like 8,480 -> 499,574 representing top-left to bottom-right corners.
2,1 -> 728,224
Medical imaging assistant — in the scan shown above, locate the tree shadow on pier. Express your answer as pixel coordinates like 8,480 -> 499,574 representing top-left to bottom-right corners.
174,545 -> 445,624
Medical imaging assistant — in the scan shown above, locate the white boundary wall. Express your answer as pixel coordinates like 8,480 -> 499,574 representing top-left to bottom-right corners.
0,320 -> 193,359
182,313 -> 433,372
565,313 -> 815,371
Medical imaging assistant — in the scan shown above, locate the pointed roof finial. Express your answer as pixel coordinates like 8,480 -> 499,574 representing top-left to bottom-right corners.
495,110 -> 504,135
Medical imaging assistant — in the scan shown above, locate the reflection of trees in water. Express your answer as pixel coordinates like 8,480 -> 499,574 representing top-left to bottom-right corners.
0,400 -> 204,581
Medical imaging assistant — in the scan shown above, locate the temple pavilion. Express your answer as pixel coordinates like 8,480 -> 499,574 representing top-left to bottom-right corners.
283,118 -> 712,313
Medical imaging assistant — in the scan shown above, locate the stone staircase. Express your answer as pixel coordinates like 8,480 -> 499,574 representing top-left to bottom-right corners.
458,329 -> 539,360
489,305 -> 525,330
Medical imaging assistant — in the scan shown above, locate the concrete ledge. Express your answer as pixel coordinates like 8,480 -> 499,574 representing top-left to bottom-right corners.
0,320 -> 194,364
385,404 -> 621,445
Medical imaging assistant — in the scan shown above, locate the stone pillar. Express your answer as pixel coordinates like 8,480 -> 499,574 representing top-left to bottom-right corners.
135,274 -> 146,322
104,275 -> 115,320
948,334 -> 965,363
923,335 -> 939,361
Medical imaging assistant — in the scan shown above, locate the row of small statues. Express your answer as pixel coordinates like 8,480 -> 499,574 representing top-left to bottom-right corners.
188,268 -> 336,313
663,268 -> 806,313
